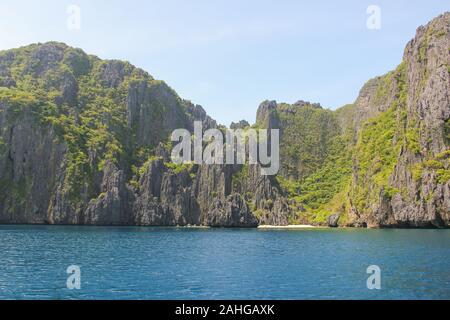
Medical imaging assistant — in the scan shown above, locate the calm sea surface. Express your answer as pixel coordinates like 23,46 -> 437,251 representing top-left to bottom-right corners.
0,225 -> 449,300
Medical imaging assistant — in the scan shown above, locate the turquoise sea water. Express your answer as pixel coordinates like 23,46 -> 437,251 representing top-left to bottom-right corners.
0,225 -> 449,300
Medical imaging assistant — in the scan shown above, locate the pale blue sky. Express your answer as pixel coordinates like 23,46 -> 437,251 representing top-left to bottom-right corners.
0,0 -> 448,125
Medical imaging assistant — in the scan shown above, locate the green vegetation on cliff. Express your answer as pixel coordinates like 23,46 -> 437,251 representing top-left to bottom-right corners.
0,42 -> 175,200
0,10 -> 449,227
278,103 -> 341,181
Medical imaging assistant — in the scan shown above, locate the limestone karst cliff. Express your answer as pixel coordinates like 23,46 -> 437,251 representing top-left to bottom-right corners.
264,12 -> 450,227
0,12 -> 448,227
0,41 -> 288,226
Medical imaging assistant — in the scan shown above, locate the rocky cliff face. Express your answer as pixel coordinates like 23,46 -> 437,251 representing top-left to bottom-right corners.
0,13 -> 448,228
0,41 -> 286,227
132,151 -> 290,227
348,12 -> 450,228
237,13 -> 449,228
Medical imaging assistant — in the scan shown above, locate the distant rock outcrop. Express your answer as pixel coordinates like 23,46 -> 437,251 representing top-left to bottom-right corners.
230,120 -> 250,130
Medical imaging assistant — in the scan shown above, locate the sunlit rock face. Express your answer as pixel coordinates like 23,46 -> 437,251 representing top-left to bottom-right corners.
0,12 -> 448,227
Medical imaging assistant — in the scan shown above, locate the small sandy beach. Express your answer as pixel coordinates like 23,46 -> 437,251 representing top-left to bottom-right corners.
257,225 -> 323,229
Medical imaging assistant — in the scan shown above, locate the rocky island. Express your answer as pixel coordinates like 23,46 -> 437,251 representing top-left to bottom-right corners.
0,13 -> 448,228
